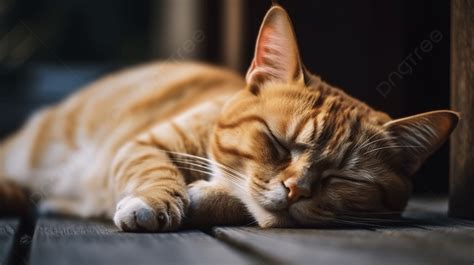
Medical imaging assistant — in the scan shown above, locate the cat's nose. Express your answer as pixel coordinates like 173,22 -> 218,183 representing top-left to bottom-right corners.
283,176 -> 312,202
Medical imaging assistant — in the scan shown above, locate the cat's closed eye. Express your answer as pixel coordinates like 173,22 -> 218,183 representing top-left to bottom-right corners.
268,131 -> 290,154
266,128 -> 310,157
259,130 -> 290,163
320,174 -> 363,189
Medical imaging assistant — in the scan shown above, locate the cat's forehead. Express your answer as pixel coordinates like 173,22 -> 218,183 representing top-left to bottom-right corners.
258,86 -> 370,132
228,83 -> 382,145
259,83 -> 315,104
257,85 -> 319,118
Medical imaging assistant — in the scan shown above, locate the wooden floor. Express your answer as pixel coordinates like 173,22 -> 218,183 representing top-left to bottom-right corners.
1,197 -> 473,265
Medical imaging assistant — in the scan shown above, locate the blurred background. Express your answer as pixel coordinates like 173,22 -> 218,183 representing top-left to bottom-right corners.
0,0 -> 450,193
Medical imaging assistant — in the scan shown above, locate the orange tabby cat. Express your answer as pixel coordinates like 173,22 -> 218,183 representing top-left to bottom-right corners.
0,6 -> 458,231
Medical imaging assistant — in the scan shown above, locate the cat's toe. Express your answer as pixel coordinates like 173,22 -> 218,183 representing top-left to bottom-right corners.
114,196 -> 161,232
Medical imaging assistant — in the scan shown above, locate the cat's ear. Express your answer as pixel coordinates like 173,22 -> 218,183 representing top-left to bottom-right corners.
383,110 -> 459,176
246,6 -> 304,90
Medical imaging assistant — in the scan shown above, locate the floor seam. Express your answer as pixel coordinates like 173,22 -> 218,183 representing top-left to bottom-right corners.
7,215 -> 36,265
203,228 -> 284,265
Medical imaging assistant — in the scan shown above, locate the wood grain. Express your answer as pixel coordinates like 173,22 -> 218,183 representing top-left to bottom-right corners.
0,219 -> 19,265
29,218 -> 252,265
214,198 -> 474,265
3,198 -> 471,265
450,0 -> 474,219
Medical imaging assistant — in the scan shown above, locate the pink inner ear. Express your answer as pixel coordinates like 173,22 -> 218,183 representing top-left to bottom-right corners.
252,24 -> 295,83
246,6 -> 303,86
255,26 -> 275,65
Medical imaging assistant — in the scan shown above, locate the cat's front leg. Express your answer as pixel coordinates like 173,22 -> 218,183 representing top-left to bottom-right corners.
187,180 -> 251,227
111,141 -> 189,232
111,102 -> 222,232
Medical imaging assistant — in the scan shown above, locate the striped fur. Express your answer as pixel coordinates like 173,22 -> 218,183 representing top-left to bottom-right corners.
0,6 -> 458,231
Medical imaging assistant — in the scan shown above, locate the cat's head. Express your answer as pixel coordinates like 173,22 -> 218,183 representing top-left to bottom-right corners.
210,6 -> 459,227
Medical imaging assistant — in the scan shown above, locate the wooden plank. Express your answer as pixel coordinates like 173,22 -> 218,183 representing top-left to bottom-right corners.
215,226 -> 473,265
214,198 -> 474,265
0,219 -> 20,265
397,197 -> 474,252
30,217 -> 253,265
404,196 -> 474,225
450,0 -> 474,219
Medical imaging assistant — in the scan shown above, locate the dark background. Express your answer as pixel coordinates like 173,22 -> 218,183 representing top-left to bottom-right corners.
0,0 -> 450,194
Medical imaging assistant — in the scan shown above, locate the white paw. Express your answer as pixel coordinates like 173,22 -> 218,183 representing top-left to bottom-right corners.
187,180 -> 208,204
113,196 -> 163,232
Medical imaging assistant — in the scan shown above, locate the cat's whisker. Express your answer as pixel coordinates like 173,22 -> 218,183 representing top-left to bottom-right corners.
339,210 -> 404,216
363,145 -> 425,155
157,149 -> 246,180
171,152 -> 244,178
337,215 -> 407,223
163,156 -> 234,180
359,136 -> 397,151
172,165 -> 246,191
162,151 -> 249,190
174,164 -> 246,190
358,130 -> 390,150
333,218 -> 388,228
169,157 -> 218,173
169,157 -> 245,187
170,157 -> 247,189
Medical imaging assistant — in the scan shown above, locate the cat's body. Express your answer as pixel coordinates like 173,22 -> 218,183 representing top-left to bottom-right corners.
0,6 -> 458,231
0,62 -> 243,218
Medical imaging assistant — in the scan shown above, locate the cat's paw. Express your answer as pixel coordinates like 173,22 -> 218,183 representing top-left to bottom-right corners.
187,180 -> 210,207
113,195 -> 184,232
187,180 -> 225,226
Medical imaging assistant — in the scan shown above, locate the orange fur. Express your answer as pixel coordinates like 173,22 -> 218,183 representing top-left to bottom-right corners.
0,6 -> 458,231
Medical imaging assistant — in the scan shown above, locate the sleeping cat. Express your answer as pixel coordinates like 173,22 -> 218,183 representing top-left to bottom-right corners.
0,6 -> 458,231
